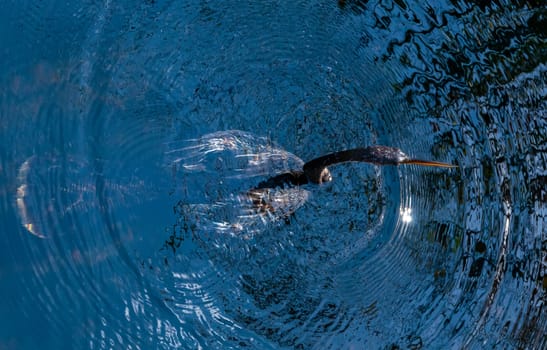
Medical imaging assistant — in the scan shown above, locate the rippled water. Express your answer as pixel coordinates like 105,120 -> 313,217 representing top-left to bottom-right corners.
1,1 -> 545,349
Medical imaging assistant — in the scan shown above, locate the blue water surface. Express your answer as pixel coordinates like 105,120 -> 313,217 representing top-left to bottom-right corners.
1,1 -> 545,349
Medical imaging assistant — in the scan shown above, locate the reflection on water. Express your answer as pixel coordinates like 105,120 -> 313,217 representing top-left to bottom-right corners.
164,130 -> 311,240
0,0 -> 545,349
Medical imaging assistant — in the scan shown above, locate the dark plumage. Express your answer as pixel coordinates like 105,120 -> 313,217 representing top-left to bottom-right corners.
253,145 -> 456,189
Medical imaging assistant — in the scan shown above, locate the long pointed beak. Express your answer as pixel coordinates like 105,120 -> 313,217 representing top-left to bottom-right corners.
401,159 -> 458,168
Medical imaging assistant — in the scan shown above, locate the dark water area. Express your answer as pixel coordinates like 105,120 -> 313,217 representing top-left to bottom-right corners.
1,0 -> 545,349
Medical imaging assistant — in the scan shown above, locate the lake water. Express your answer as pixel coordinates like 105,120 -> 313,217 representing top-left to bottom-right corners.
1,1 -> 545,349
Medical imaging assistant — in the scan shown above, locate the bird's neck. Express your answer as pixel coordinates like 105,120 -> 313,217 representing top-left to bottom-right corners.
303,148 -> 373,183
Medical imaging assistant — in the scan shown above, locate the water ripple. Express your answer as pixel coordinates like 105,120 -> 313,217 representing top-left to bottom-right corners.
1,0 -> 545,349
